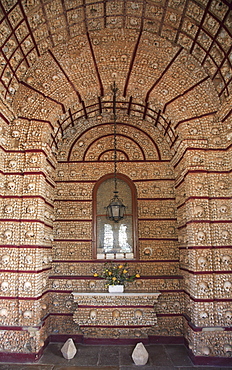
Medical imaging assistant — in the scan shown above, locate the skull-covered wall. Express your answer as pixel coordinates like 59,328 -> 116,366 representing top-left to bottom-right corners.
0,0 -> 231,361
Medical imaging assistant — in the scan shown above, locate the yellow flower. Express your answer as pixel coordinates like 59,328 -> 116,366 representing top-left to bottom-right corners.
119,265 -> 123,269
135,273 -> 140,278
93,273 -> 98,277
123,269 -> 127,274
108,271 -> 112,275
112,277 -> 117,281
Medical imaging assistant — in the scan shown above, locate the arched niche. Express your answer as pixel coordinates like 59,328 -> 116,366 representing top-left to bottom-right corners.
92,173 -> 138,260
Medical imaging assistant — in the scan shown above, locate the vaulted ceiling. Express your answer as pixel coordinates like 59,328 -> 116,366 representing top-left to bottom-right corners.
0,0 -> 231,152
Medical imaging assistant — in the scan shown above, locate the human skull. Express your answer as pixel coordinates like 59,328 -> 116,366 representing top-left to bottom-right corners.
221,230 -> 230,240
66,280 -> 72,289
25,255 -> 33,264
24,281 -> 32,291
42,278 -> 47,287
3,229 -> 12,240
69,248 -> 75,255
199,311 -> 208,319
25,230 -> 34,238
23,310 -> 32,319
29,155 -> 38,164
134,310 -> 143,320
223,344 -> 232,354
11,130 -> 20,138
53,300 -> 59,307
58,171 -> 64,177
194,206 -> 204,217
8,160 -> 17,168
198,281 -> 208,294
66,300 -> 72,309
70,171 -> 76,177
219,205 -> 227,213
223,281 -> 231,292
0,308 -> 8,317
195,182 -> 203,191
221,255 -> 231,265
55,248 -> 61,256
198,256 -> 207,269
89,309 -> 97,321
4,205 -> 13,214
112,309 -> 120,320
89,281 -> 96,290
26,205 -> 35,214
197,231 -> 205,243
1,281 -> 9,291
201,346 -> 210,356
52,280 -> 59,289
2,255 -> 10,265
225,311 -> 232,320
27,183 -> 35,191
7,181 -> 16,191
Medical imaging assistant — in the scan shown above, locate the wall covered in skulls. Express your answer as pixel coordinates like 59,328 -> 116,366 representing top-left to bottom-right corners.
0,0 -> 231,362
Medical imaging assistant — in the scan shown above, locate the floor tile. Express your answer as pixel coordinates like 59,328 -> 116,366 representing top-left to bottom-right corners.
164,344 -> 193,367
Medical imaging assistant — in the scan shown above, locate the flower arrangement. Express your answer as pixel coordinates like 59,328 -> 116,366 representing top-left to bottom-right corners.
94,262 -> 140,286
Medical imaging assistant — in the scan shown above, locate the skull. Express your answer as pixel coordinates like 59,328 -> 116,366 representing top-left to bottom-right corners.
4,205 -> 13,213
221,230 -> 230,240
66,300 -> 72,309
225,311 -> 232,320
89,281 -> 96,290
8,160 -> 17,168
55,248 -> 61,256
3,229 -> 12,240
70,171 -> 76,177
198,256 -> 207,269
66,280 -> 72,289
201,346 -> 210,356
194,206 -> 204,217
224,344 -> 232,354
217,181 -> 226,190
197,231 -> 205,243
23,310 -> 32,319
7,182 -> 16,191
112,309 -> 120,320
27,183 -> 35,191
199,311 -> 208,319
221,255 -> 231,265
1,281 -> 9,291
25,230 -> 34,238
58,171 -> 64,177
223,281 -> 231,292
24,255 -> 32,264
144,247 -> 152,256
41,303 -> 47,310
134,310 -> 143,320
24,281 -> 32,291
2,255 -> 10,265
52,280 -> 60,289
195,182 -> 203,191
26,205 -> 35,214
69,248 -> 75,255
173,301 -> 180,310
29,155 -> 38,164
89,309 -> 97,321
0,308 -> 8,317
69,265 -> 75,273
11,130 -> 20,138
220,204 -> 228,214
42,278 -> 47,287
198,281 -> 208,294
53,300 -> 59,307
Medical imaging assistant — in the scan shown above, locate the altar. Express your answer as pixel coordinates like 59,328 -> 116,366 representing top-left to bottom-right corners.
72,292 -> 161,339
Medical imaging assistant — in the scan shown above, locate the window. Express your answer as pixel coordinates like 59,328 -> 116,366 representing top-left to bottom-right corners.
93,174 -> 137,259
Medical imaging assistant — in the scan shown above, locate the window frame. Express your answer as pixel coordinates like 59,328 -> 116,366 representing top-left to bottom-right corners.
92,173 -> 138,260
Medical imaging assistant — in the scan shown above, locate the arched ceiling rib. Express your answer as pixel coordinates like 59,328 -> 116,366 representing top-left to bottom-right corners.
0,0 -> 231,152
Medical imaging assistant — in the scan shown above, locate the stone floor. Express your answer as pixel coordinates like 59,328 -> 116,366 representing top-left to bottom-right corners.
0,343 -> 231,370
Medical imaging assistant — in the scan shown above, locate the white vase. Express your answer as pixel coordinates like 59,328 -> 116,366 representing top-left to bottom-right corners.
108,285 -> 124,293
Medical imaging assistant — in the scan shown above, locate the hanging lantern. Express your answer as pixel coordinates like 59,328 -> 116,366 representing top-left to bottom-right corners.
106,191 -> 126,223
105,82 -> 126,222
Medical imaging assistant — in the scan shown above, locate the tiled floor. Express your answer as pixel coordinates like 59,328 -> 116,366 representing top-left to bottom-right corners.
0,343 -> 231,370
